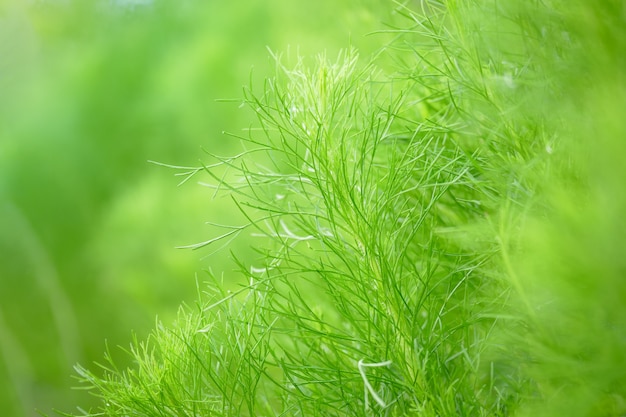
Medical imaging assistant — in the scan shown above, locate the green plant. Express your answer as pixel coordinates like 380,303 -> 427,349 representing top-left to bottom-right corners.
65,0 -> 626,416
71,51 -> 513,417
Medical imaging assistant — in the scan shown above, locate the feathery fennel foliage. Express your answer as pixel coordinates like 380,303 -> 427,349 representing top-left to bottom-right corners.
68,0 -> 626,416
73,48 -> 507,416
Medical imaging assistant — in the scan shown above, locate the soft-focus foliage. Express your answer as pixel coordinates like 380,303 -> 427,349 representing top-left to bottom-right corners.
2,0 -> 625,416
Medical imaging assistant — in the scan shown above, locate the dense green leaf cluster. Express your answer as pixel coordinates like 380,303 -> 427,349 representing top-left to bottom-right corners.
68,1 -> 626,416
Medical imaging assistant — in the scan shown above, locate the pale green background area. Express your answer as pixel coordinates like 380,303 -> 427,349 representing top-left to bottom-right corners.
0,1 -> 389,415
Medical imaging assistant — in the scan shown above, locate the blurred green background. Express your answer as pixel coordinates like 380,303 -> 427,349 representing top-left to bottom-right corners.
0,1 -> 386,415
